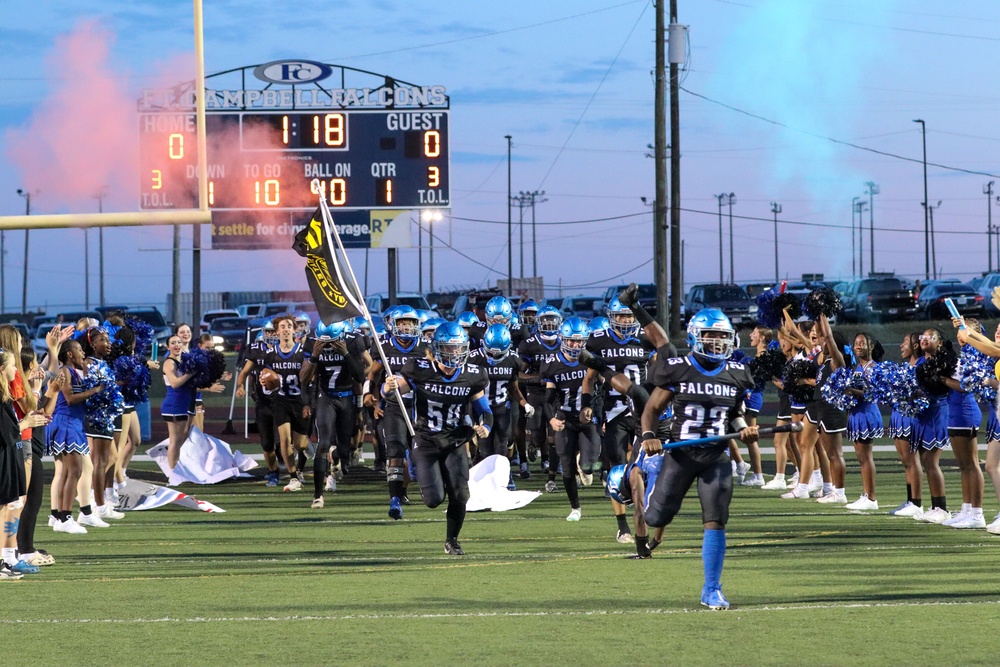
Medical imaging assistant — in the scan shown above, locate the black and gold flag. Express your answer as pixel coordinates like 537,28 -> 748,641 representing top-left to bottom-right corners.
293,207 -> 363,322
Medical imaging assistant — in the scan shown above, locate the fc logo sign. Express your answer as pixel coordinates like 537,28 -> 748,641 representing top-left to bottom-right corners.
253,60 -> 333,85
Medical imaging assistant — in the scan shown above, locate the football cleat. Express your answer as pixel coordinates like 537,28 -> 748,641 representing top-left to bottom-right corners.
444,540 -> 465,556
388,497 -> 403,520
700,587 -> 731,611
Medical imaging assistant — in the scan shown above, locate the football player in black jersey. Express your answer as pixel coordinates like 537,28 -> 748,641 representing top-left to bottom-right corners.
518,306 -> 563,474
382,322 -> 492,555
237,315 -> 311,490
364,306 -> 430,520
466,324 -> 531,476
641,308 -> 758,610
541,316 -> 601,521
235,322 -> 280,486
300,320 -> 367,509
582,296 -> 656,542
468,296 -> 513,348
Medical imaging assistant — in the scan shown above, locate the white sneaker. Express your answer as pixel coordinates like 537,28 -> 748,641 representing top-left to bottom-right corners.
580,473 -> 594,487
731,461 -> 738,477
53,517 -> 87,534
311,497 -> 324,509
890,501 -> 920,517
986,515 -> 1000,534
566,508 -> 582,522
741,474 -> 765,487
77,512 -> 110,528
761,477 -> 787,490
816,492 -> 847,504
921,507 -> 951,524
845,495 -> 879,511
809,488 -> 826,498
47,515 -> 55,528
332,462 -> 344,481
735,461 -> 751,482
781,487 -> 810,499
616,530 -> 634,544
98,505 -> 125,520
949,512 -> 986,529
786,472 -> 800,489
324,475 -> 336,492
283,477 -> 303,492
942,509 -> 968,527
806,471 -> 823,493
104,488 -> 120,506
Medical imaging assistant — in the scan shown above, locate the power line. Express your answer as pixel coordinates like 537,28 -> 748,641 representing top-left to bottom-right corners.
452,211 -> 648,226
680,86 -> 1000,179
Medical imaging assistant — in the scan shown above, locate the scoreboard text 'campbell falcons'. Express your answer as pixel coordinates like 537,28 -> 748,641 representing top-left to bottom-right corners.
138,109 -> 450,211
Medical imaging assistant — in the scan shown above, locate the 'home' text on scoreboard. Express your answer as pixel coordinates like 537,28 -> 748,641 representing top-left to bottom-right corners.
139,109 -> 449,211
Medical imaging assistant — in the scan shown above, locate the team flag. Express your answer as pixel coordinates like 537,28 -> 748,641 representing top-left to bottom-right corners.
293,205 -> 364,322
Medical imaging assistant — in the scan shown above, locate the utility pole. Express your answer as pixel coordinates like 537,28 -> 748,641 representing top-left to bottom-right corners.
850,197 -> 856,278
654,0 -> 669,328
927,200 -> 941,279
667,0 -> 685,335
172,225 -> 181,321
770,201 -> 782,282
714,193 -> 724,282
520,190 -> 547,278
864,181 -> 879,272
16,189 -> 32,315
855,199 -> 868,278
852,196 -> 862,277
505,135 -> 513,292
986,181 -> 995,273
914,119 -> 929,279
727,193 -> 736,283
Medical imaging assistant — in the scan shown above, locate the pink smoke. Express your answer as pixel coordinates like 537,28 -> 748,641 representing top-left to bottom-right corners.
5,19 -> 138,211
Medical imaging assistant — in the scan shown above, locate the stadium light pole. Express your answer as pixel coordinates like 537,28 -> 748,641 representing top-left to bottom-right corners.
855,199 -> 868,277
16,188 -> 32,315
770,201 -> 782,282
714,193 -> 725,282
864,181 -> 879,272
985,181 -> 995,273
850,197 -> 856,278
914,119 -> 929,279
852,196 -> 862,277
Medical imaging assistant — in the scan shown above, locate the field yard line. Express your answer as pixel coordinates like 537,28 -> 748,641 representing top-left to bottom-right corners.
5,598 -> 1000,625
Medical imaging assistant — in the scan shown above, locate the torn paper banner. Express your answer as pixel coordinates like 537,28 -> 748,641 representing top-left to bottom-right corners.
116,478 -> 225,513
147,426 -> 257,486
466,455 -> 541,512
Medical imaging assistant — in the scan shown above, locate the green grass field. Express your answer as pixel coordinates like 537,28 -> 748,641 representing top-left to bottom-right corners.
8,448 -> 1000,667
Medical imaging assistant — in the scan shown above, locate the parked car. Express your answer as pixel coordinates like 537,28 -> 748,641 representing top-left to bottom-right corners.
56,310 -> 104,326
121,307 -> 173,355
915,283 -> 984,320
683,284 -> 757,326
32,322 -> 58,360
557,295 -> 603,320
975,272 -> 1000,315
447,289 -> 503,321
237,303 -> 266,318
426,291 -> 463,315
200,308 -> 240,334
599,283 -> 659,317
840,277 -> 917,322
208,317 -> 252,352
366,292 -> 433,319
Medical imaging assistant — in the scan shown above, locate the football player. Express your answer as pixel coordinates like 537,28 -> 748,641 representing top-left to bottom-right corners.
640,309 -> 758,610
381,322 -> 492,555
518,306 -> 563,474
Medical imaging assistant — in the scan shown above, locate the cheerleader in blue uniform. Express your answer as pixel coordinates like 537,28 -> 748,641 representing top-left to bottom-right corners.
912,328 -> 953,524
844,333 -> 884,508
46,340 -> 104,534
887,333 -> 924,517
940,320 -> 986,529
161,335 -> 196,470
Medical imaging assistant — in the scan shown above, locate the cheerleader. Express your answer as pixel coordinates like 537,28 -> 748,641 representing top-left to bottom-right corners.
780,316 -> 828,499
46,340 -> 104,534
887,333 -> 925,518
79,328 -> 122,525
174,323 -> 193,351
191,334 -> 229,433
741,326 -> 773,487
954,320 -> 1000,533
940,319 -> 986,529
161,335 -> 196,469
841,333 -> 885,509
912,328 -> 953,524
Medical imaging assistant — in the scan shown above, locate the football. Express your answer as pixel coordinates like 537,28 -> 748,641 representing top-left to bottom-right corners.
259,369 -> 282,391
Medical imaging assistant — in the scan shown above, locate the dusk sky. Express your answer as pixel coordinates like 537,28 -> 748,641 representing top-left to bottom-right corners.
3,0 -> 1000,314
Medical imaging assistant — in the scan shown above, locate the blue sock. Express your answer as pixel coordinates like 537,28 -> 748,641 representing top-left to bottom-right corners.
702,528 -> 726,592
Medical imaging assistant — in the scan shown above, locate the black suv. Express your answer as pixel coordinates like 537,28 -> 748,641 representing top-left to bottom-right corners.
683,284 -> 757,326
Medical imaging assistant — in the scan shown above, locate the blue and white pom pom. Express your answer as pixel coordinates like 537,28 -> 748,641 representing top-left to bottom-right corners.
868,360 -> 928,416
820,367 -> 859,411
961,345 -> 997,403
113,354 -> 151,404
179,348 -> 227,389
82,360 -> 125,432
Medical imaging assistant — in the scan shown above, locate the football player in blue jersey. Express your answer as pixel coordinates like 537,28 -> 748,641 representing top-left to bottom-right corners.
640,308 -> 758,610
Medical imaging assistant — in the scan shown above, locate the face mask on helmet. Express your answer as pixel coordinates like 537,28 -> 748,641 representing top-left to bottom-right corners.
686,313 -> 736,362
537,312 -> 562,338
393,317 -> 420,341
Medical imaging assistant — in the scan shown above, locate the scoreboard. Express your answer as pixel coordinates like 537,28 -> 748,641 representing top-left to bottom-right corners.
138,110 -> 450,211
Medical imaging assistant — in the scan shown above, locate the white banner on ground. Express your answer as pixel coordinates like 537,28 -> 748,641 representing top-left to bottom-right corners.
466,455 -> 541,512
147,426 -> 257,486
116,478 -> 225,513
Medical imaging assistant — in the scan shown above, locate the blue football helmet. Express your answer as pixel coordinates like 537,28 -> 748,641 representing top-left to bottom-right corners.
535,305 -> 563,339
483,323 -> 512,360
607,296 -> 639,338
589,316 -> 611,332
518,299 -> 539,327
485,296 -> 513,325
510,312 -> 520,329
353,316 -> 370,333
456,311 -> 480,329
422,317 -> 446,343
315,320 -> 347,341
262,319 -> 277,343
391,305 -> 420,341
373,320 -> 387,336
558,316 -> 590,360
606,464 -> 632,506
686,308 -> 736,362
416,309 -> 434,326
433,321 -> 471,370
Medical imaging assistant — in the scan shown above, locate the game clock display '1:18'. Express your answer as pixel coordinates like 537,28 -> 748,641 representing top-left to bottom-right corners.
138,109 -> 450,211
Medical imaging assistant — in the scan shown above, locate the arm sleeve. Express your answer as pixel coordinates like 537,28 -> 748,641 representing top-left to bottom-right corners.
544,386 -> 561,420
344,353 -> 366,383
471,395 -> 493,433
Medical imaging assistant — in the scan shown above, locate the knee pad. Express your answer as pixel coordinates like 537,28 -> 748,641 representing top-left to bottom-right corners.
387,466 -> 405,482
422,489 -> 446,508
454,486 -> 470,505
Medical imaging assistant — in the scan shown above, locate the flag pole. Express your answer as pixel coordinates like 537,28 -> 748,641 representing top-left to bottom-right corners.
316,194 -> 415,437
